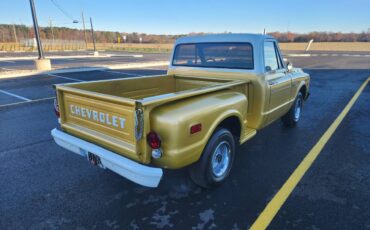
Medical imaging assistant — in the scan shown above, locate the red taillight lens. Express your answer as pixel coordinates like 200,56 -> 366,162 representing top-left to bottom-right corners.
147,132 -> 161,149
54,98 -> 60,117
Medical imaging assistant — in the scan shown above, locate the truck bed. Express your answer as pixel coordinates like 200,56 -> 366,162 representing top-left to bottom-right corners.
55,74 -> 249,163
64,74 -> 247,102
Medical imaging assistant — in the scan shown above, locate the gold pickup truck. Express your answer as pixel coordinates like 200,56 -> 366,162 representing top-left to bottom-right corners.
52,34 -> 310,188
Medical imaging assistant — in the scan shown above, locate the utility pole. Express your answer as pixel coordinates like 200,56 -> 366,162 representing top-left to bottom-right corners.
305,39 -> 314,52
29,0 -> 51,70
90,17 -> 98,56
29,0 -> 44,59
81,11 -> 88,49
12,24 -> 18,43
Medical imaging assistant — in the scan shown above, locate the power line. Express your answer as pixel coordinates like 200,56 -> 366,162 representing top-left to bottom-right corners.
50,0 -> 75,21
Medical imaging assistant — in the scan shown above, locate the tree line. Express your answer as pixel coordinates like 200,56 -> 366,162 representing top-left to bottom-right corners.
0,24 -> 369,43
268,31 -> 370,42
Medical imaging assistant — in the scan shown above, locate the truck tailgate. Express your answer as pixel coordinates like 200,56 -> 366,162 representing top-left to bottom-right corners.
56,86 -> 145,163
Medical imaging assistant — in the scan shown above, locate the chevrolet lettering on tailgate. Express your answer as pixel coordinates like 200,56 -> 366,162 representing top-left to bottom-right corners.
70,104 -> 126,129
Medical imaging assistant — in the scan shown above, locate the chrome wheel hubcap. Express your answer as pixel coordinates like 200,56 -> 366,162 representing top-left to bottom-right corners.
211,141 -> 231,178
294,97 -> 302,122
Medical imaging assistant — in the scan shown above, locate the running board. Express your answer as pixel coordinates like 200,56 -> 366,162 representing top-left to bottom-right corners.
240,128 -> 257,144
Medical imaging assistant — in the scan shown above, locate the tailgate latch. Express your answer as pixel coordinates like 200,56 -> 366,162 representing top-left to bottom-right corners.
135,109 -> 144,140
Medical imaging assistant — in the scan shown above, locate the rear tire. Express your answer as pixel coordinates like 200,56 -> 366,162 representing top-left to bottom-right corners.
282,92 -> 304,127
189,128 -> 235,188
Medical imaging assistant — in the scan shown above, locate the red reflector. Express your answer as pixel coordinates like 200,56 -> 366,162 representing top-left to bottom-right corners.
147,132 -> 161,149
190,123 -> 202,134
53,98 -> 60,117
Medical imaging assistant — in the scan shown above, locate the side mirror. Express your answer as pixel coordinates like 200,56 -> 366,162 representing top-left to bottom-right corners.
265,66 -> 272,72
287,62 -> 293,72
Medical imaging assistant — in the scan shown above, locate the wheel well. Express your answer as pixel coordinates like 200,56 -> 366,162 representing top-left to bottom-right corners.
217,116 -> 241,140
299,85 -> 307,99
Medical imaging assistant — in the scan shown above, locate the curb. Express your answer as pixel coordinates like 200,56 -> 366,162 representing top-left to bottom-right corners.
284,54 -> 311,57
101,61 -> 169,70
0,53 -> 143,61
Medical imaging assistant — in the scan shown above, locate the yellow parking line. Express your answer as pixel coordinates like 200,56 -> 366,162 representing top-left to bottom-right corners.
250,76 -> 370,230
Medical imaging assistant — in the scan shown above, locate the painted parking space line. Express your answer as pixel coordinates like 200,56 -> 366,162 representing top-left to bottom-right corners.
99,69 -> 143,77
0,60 -> 16,63
109,60 -> 138,64
0,89 -> 31,102
47,73 -> 84,82
141,67 -> 168,71
250,76 -> 370,230
286,53 -> 370,58
107,54 -> 144,58
1,67 -> 14,71
0,96 -> 55,108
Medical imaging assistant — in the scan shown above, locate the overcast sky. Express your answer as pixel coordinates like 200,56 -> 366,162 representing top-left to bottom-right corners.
0,0 -> 369,34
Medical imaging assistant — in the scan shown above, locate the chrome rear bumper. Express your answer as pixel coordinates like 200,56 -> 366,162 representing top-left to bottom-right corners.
51,128 -> 163,187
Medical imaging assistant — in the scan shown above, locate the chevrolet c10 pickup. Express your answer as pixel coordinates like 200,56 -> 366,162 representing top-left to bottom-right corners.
52,34 -> 310,188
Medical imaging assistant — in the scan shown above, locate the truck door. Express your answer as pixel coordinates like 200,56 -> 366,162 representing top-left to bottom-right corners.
264,41 -> 292,122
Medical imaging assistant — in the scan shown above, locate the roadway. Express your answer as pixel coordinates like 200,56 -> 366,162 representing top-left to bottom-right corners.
0,54 -> 369,229
0,51 -> 169,73
1,50 -> 370,73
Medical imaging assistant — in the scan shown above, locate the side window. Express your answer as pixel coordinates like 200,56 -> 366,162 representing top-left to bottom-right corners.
264,41 -> 279,71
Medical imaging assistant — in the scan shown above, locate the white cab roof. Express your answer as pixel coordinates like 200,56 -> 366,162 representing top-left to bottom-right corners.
175,33 -> 274,45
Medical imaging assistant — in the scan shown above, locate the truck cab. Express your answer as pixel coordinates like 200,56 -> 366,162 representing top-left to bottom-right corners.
168,34 -> 310,129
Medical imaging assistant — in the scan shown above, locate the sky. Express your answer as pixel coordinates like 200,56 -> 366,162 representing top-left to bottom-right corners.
0,0 -> 369,34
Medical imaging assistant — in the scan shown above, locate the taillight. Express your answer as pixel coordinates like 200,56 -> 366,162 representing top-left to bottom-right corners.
54,98 -> 60,117
147,132 -> 161,149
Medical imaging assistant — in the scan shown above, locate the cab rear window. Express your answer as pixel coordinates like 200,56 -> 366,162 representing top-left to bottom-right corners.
172,42 -> 254,69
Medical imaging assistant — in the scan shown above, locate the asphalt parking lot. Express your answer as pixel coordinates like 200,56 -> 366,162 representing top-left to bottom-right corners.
0,54 -> 369,229
0,51 -> 169,72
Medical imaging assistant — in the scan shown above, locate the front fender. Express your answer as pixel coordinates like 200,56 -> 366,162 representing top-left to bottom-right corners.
150,90 -> 247,169
292,71 -> 310,100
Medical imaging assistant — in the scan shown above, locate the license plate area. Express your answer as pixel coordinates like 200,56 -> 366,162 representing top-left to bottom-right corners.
87,152 -> 104,168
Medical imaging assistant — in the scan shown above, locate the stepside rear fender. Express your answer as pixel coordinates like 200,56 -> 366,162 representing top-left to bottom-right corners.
149,90 -> 247,169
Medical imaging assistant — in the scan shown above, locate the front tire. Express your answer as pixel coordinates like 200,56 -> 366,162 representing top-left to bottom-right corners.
189,128 -> 235,188
282,92 -> 304,127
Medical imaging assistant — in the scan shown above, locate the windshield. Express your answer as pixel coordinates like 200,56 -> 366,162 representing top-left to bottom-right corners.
172,42 -> 254,69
